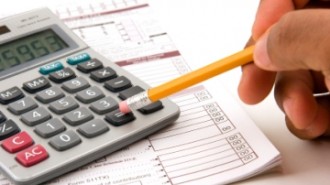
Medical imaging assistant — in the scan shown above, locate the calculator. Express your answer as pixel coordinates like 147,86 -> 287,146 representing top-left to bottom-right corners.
0,8 -> 180,185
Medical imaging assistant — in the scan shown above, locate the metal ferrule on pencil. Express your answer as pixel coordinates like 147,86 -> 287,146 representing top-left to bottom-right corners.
126,91 -> 153,110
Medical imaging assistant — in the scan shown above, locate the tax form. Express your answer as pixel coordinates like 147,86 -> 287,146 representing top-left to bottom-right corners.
0,0 -> 281,184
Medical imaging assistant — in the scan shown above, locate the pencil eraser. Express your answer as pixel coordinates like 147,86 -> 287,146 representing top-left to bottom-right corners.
119,101 -> 131,114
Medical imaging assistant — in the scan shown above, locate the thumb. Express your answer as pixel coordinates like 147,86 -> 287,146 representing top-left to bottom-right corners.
254,9 -> 330,73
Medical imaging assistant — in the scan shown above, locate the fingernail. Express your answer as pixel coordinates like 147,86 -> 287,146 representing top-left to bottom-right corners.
254,33 -> 275,70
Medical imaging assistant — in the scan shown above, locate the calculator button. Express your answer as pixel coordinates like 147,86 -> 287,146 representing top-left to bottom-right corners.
35,86 -> 65,104
61,77 -> 90,93
89,97 -> 118,115
48,68 -> 76,83
49,130 -> 81,151
39,61 -> 64,75
16,144 -> 49,167
8,97 -> 38,115
1,131 -> 34,153
90,67 -> 117,82
77,119 -> 109,138
22,77 -> 51,93
63,107 -> 94,126
0,111 -> 6,123
118,86 -> 164,114
48,96 -> 79,115
67,53 -> 91,65
0,120 -> 20,141
104,76 -> 132,92
21,107 -> 52,126
34,118 -> 66,138
0,87 -> 25,105
105,109 -> 135,126
138,101 -> 164,114
75,86 -> 105,104
118,86 -> 145,100
77,59 -> 103,73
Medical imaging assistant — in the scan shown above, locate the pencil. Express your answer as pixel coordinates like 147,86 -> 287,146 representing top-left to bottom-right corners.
119,45 -> 255,113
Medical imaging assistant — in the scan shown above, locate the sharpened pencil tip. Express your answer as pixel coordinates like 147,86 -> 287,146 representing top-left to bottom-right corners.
119,101 -> 132,113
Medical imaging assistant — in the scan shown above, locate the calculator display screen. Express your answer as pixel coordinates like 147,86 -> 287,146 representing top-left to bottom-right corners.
0,29 -> 68,72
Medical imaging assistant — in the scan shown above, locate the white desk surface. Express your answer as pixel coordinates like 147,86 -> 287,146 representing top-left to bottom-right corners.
148,0 -> 330,185
2,0 -> 330,184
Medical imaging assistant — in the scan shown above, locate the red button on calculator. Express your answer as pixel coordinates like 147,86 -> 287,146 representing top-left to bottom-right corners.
1,131 -> 34,153
16,144 -> 48,167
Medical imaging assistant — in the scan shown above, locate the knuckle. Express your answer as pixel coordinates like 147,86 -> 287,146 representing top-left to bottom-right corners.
269,10 -> 330,71
267,12 -> 300,67
270,12 -> 296,47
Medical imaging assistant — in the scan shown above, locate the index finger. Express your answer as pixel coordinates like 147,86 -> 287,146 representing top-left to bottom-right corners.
252,0 -> 310,40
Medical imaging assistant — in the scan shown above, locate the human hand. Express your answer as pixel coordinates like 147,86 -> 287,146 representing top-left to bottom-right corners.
238,0 -> 330,139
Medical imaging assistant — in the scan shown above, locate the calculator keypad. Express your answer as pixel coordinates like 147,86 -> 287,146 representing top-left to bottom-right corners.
34,118 -> 66,138
49,130 -> 81,151
105,109 -> 135,126
2,131 -> 34,153
0,120 -> 20,140
62,77 -> 90,93
90,67 -> 117,82
0,111 -> 6,123
104,76 -> 132,92
75,86 -> 105,104
0,54 -> 167,172
89,96 -> 118,115
67,53 -> 91,65
8,97 -> 38,115
48,68 -> 76,83
77,119 -> 109,138
62,107 -> 94,126
77,58 -> 103,73
49,96 -> 79,114
15,144 -> 49,167
22,77 -> 51,93
35,86 -> 65,104
0,87 -> 25,104
21,107 -> 52,126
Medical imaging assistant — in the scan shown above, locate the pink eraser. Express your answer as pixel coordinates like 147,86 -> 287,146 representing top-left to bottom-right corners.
119,101 -> 131,114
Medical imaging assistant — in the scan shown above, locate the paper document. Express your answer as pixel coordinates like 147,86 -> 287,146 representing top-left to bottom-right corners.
0,0 -> 281,184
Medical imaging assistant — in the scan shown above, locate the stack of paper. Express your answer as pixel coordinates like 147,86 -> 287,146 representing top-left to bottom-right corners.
0,0 -> 280,184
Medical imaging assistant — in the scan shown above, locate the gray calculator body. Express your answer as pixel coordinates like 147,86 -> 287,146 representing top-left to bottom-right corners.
0,8 -> 180,185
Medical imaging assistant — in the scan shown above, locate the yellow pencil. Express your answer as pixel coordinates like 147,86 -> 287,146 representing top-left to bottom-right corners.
119,45 -> 255,113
